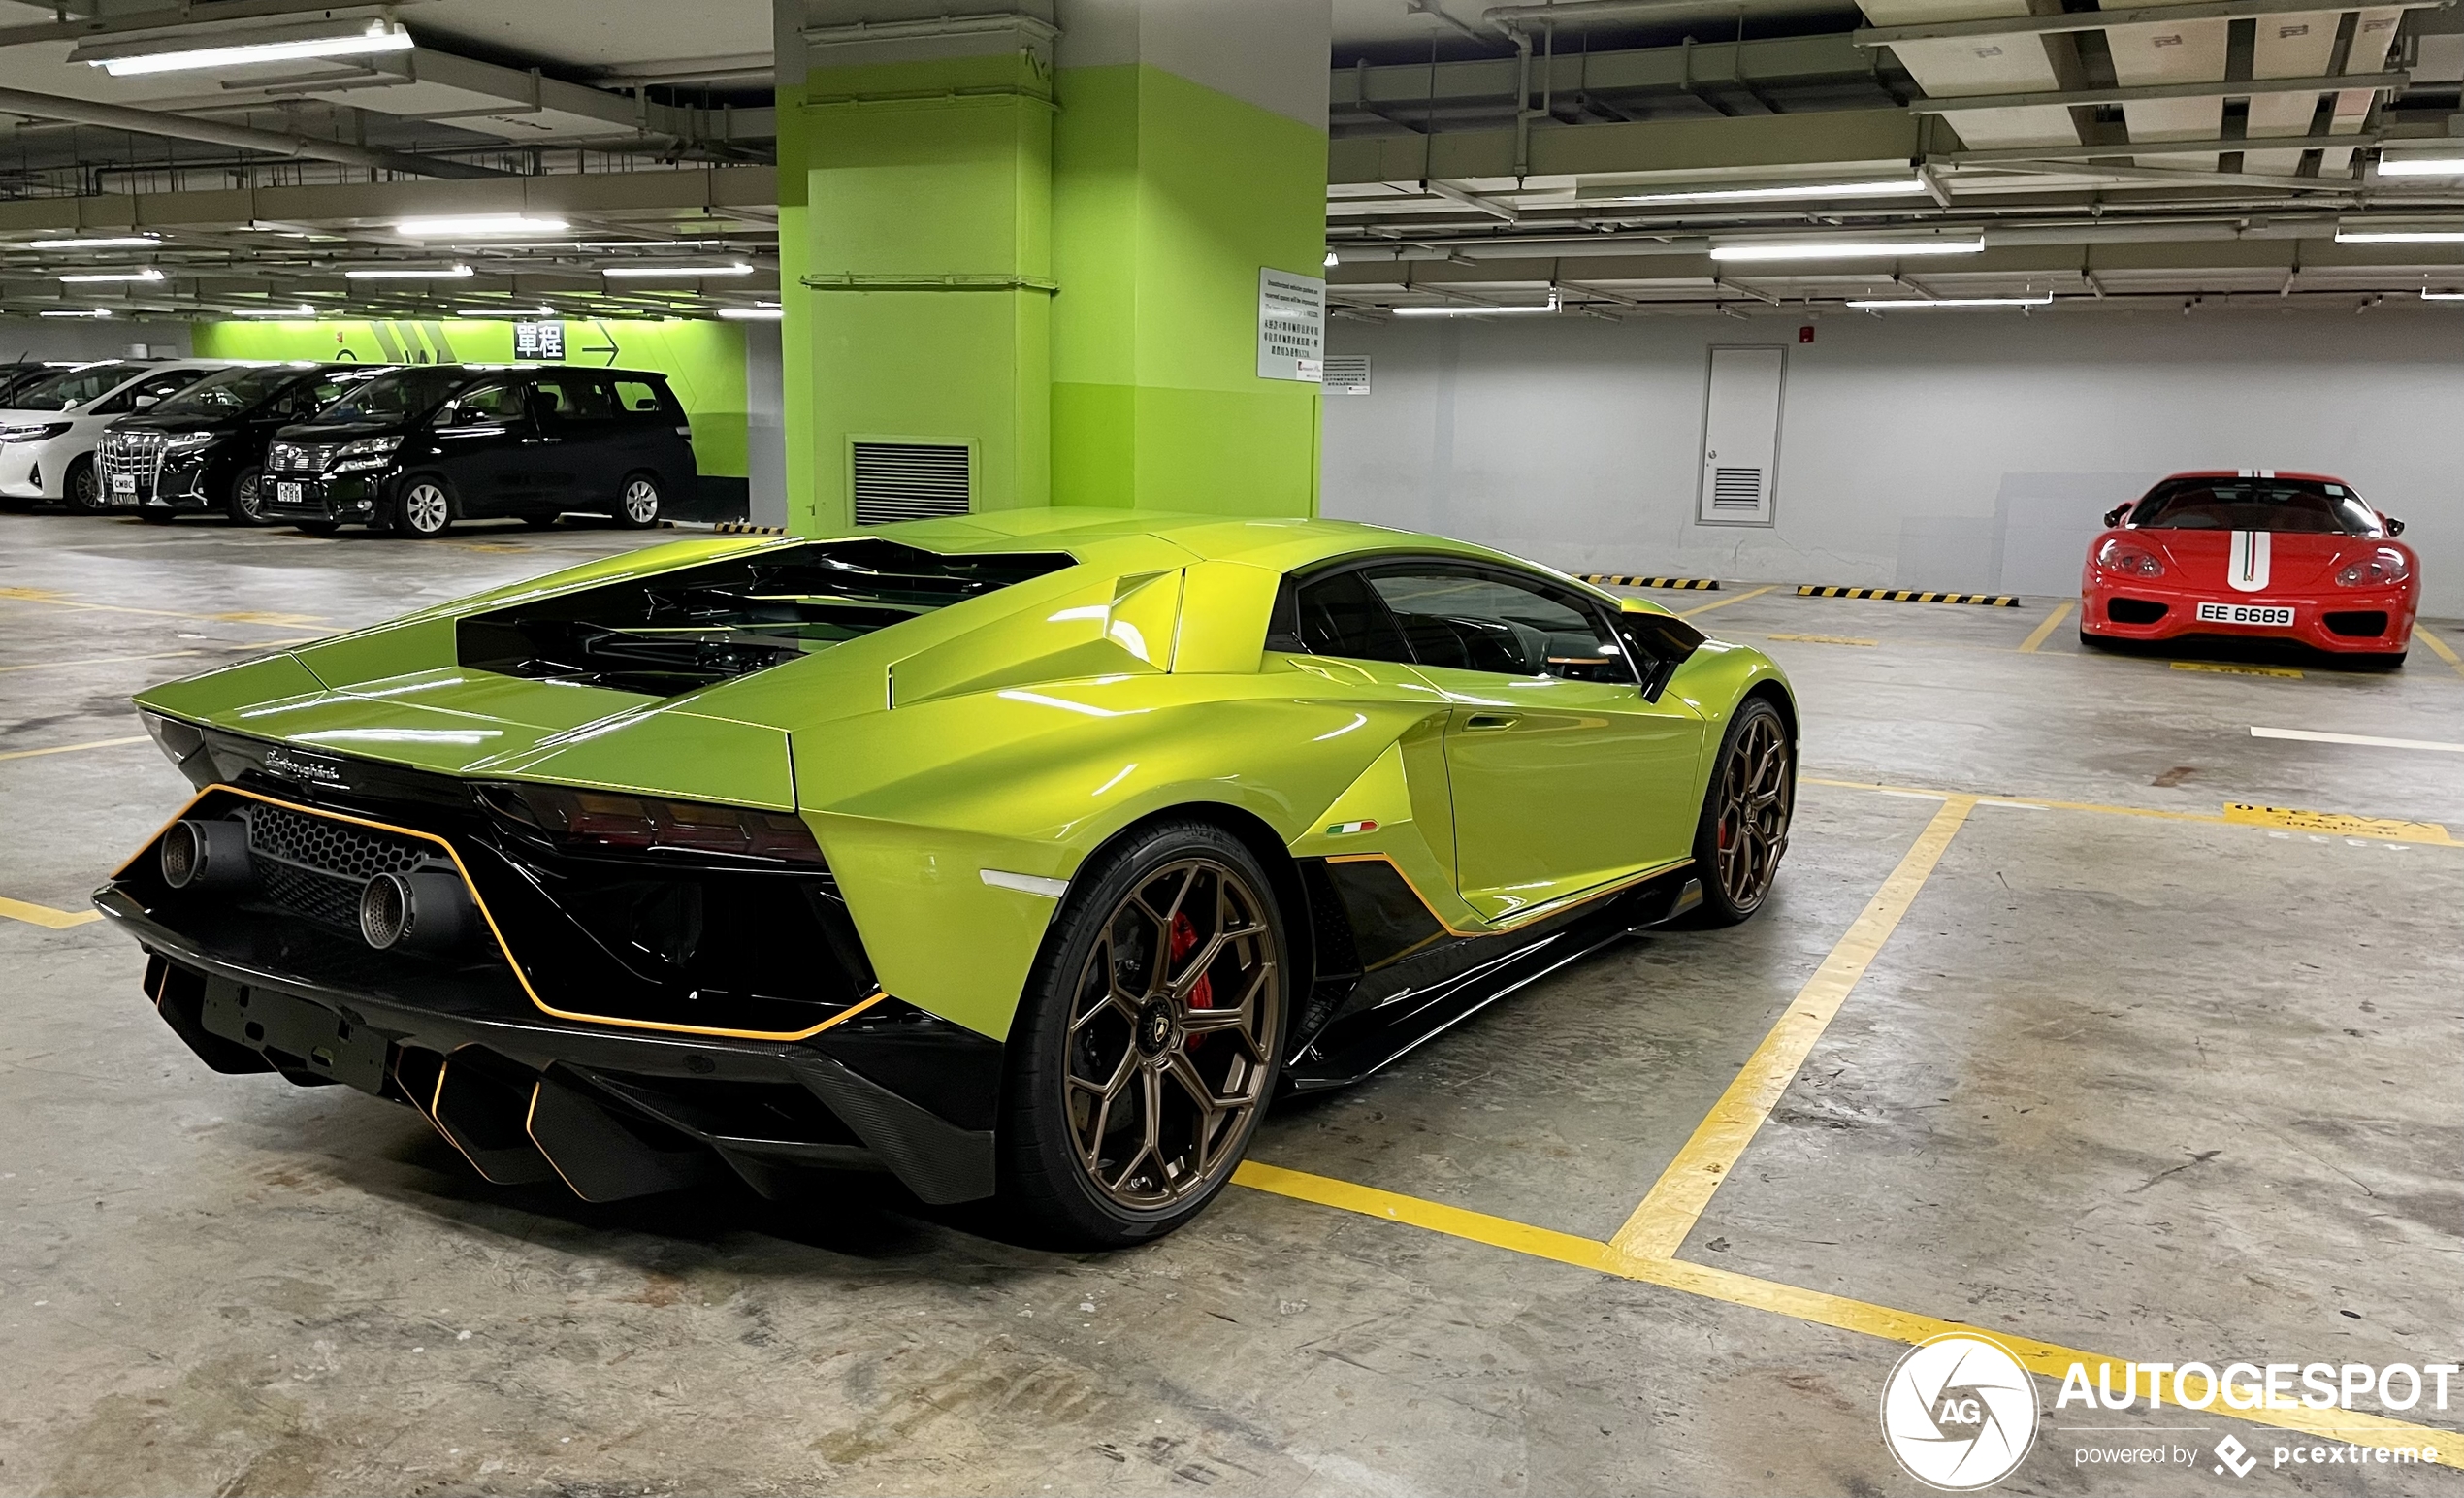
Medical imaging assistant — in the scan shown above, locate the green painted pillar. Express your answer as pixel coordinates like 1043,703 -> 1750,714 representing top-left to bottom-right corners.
776,1 -> 1328,533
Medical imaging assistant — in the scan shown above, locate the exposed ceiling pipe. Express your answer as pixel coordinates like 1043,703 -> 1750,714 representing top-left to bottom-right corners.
1481,0 -> 1813,31
0,85 -> 506,179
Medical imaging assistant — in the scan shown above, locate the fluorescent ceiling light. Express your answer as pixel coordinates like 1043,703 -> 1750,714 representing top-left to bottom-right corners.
58,267 -> 162,282
230,304 -> 317,317
573,240 -> 716,250
455,306 -> 556,316
25,235 -> 158,250
1846,295 -> 2052,309
1710,238 -> 1986,262
2335,226 -> 2464,244
396,214 -> 570,238
1594,178 -> 1928,207
1324,249 -> 1340,267
83,17 -> 412,77
718,307 -> 784,320
601,262 -> 755,278
2421,289 -> 2464,301
40,309 -> 112,318
342,264 -> 474,279
2376,155 -> 2464,177
1393,291 -> 1563,317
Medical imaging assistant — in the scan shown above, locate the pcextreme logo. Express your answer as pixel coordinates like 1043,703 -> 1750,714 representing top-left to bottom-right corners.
1879,1334 -> 2040,1491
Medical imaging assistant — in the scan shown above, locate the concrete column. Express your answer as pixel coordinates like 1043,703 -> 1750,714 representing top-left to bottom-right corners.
774,0 -> 1328,533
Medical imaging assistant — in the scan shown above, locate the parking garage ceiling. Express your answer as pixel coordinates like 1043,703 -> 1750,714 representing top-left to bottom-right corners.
0,0 -> 2461,320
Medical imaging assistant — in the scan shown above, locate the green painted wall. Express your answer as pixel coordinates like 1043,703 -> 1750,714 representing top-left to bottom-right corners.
776,41 -> 1325,533
786,49 -> 1054,535
1050,64 -> 1323,516
190,317 -> 751,479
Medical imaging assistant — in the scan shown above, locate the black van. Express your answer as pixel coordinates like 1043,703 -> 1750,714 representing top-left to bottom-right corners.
258,364 -> 697,537
99,362 -> 389,525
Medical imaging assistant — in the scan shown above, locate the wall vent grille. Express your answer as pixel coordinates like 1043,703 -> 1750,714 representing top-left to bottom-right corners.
1709,467 -> 1766,509
852,441 -> 970,525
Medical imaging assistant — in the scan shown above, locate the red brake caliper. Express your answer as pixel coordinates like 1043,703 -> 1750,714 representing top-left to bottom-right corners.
1170,910 -> 1213,1047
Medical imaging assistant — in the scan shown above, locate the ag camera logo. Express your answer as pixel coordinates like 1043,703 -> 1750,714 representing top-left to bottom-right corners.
1880,1333 -> 2040,1490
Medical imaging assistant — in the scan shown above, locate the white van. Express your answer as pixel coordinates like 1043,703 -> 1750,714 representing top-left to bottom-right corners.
0,360 -> 235,511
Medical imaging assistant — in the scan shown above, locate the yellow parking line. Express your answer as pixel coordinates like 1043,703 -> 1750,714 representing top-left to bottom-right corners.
1609,795 -> 1976,1260
0,649 -> 202,675
1802,774 -> 2459,848
0,734 -> 149,763
0,895 -> 100,929
0,586 -> 321,628
1677,584 -> 1777,618
1233,1160 -> 2464,1468
2416,624 -> 2464,680
2017,601 -> 2073,653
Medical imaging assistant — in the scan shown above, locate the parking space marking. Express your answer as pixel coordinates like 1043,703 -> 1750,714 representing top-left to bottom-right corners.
2017,602 -> 2073,653
1609,795 -> 1976,1260
1676,585 -> 1777,618
2415,624 -> 2464,677
0,649 -> 203,675
2222,802 -> 2454,842
1233,1161 -> 2464,1469
0,585 -> 323,628
0,895 -> 99,929
1804,775 -> 2460,849
0,734 -> 148,763
1767,633 -> 1877,647
2171,661 -> 2302,679
2253,726 -> 2464,754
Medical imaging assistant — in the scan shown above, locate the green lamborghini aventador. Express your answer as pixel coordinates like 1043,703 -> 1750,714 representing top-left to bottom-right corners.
100,510 -> 1797,1246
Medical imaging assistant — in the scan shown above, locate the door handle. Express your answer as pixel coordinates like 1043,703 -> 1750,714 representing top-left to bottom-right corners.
1464,712 -> 1519,731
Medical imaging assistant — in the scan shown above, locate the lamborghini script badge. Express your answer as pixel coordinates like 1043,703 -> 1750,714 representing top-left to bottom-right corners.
262,748 -> 344,786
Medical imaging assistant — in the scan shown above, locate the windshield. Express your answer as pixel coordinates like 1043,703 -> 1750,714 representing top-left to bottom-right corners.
2129,478 -> 2381,537
309,366 -> 464,424
5,362 -> 145,411
152,366 -> 305,416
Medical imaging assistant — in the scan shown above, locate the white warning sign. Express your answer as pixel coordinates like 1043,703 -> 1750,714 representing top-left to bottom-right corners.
1257,267 -> 1324,382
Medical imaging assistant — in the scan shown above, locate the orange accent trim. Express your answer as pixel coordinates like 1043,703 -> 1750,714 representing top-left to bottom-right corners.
523,1078 -> 591,1199
116,783 -> 896,1044
1323,851 -> 1694,940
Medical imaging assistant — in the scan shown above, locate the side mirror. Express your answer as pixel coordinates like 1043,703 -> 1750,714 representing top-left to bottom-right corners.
2384,516 -> 2407,537
2103,505 -> 2130,527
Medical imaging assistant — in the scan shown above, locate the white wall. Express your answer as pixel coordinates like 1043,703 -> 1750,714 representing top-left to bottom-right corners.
743,319 -> 787,528
0,317 -> 192,363
1322,306 -> 2464,614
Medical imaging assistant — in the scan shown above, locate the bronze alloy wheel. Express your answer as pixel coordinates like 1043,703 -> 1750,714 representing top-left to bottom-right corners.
1713,707 -> 1792,914
1061,857 -> 1279,1210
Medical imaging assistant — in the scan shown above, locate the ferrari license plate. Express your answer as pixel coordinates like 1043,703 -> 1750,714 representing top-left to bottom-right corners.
2197,602 -> 2294,628
276,481 -> 304,504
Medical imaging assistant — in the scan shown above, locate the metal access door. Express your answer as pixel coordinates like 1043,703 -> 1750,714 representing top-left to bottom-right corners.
1698,345 -> 1785,525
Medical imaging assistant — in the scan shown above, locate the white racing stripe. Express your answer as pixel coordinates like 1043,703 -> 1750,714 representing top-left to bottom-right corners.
2227,530 -> 2272,592
2251,726 -> 2464,754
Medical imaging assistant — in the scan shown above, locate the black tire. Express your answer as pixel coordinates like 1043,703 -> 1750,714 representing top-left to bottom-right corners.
1689,696 -> 1795,928
995,819 -> 1288,1249
386,476 -> 453,538
520,512 -> 560,530
63,457 -> 102,514
224,466 -> 271,526
293,521 -> 339,537
613,472 -> 662,529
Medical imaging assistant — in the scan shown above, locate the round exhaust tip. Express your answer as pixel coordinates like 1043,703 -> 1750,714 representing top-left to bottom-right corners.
160,820 -> 201,888
359,871 -> 411,950
161,817 -> 248,890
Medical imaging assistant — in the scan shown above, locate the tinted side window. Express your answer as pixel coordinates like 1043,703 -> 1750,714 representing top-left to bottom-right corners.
1270,570 -> 1414,664
532,374 -> 615,420
611,378 -> 671,418
1367,569 -> 1633,683
449,383 -> 524,422
98,369 -> 203,414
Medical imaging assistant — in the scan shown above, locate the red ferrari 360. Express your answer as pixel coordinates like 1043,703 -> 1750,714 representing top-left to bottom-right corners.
2079,471 -> 2418,666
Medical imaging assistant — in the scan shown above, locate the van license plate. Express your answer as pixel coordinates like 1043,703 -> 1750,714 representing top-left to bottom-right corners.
2197,602 -> 2293,627
110,473 -> 136,494
276,481 -> 304,504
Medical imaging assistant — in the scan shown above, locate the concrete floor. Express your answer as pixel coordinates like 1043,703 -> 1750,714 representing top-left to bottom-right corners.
2,510 -> 2459,1496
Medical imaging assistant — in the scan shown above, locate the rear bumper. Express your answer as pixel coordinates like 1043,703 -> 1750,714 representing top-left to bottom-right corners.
99,883 -> 1001,1206
2080,584 -> 2416,654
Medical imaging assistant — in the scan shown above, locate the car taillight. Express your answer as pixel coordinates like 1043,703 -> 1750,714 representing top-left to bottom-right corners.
2095,538 -> 2164,577
476,782 -> 826,865
2335,548 -> 2411,587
